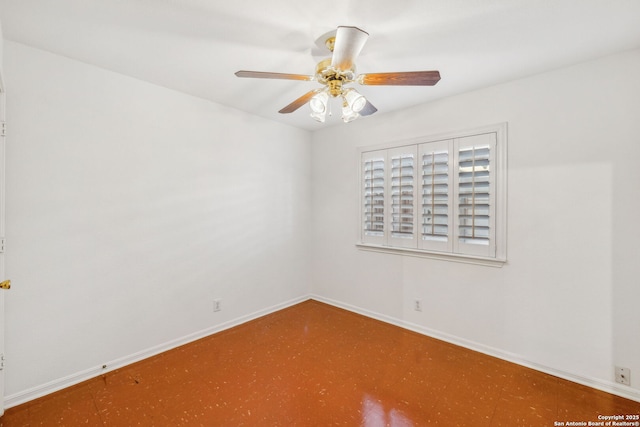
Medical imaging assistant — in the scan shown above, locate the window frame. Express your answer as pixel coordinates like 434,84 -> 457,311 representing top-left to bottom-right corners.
356,123 -> 507,267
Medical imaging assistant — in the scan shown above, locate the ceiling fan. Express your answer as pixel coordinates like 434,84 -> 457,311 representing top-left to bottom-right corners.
235,26 -> 441,123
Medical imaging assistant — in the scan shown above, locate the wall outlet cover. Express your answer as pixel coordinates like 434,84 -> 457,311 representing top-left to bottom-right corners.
615,366 -> 630,386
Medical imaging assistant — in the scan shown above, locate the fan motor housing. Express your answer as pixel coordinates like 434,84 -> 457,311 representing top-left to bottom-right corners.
315,58 -> 355,95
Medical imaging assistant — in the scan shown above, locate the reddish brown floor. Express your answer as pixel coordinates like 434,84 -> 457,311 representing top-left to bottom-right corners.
1,300 -> 639,426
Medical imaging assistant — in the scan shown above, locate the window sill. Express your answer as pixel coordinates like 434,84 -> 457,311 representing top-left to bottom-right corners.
356,243 -> 507,268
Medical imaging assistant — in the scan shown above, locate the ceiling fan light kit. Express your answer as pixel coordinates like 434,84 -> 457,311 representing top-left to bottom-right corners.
235,26 -> 441,124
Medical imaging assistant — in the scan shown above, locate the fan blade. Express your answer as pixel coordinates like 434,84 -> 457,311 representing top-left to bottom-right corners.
235,70 -> 314,81
279,89 -> 322,114
359,101 -> 378,117
358,71 -> 441,86
331,26 -> 369,72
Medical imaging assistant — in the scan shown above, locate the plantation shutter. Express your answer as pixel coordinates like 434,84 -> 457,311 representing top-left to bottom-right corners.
388,146 -> 418,248
359,124 -> 506,263
418,140 -> 453,252
362,150 -> 386,245
453,133 -> 497,258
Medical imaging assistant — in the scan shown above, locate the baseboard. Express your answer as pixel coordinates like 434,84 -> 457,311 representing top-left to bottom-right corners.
4,295 -> 309,409
309,294 -> 640,403
6,293 -> 639,408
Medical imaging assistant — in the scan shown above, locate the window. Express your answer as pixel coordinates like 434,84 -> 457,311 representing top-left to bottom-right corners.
358,124 -> 507,265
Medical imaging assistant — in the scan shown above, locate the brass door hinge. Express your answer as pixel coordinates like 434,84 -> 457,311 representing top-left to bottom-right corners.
0,279 -> 10,290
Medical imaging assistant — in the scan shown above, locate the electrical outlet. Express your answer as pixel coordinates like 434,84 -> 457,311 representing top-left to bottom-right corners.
213,299 -> 222,312
615,366 -> 630,385
414,299 -> 422,312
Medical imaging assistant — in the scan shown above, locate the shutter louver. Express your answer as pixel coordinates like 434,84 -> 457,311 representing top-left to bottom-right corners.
458,146 -> 491,246
421,150 -> 449,242
363,156 -> 385,237
454,133 -> 497,258
391,153 -> 415,239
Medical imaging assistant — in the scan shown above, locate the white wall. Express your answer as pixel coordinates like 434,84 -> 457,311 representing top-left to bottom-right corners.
3,41 -> 311,400
311,49 -> 640,398
3,35 -> 639,405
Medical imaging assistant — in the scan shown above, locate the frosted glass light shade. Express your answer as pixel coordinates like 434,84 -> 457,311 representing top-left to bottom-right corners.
309,91 -> 329,113
343,88 -> 366,113
311,110 -> 326,122
342,103 -> 359,123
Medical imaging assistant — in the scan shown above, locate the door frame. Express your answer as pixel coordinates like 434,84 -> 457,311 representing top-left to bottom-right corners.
0,68 -> 6,417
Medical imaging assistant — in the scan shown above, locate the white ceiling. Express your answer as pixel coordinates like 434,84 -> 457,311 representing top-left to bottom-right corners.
1,0 -> 639,131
